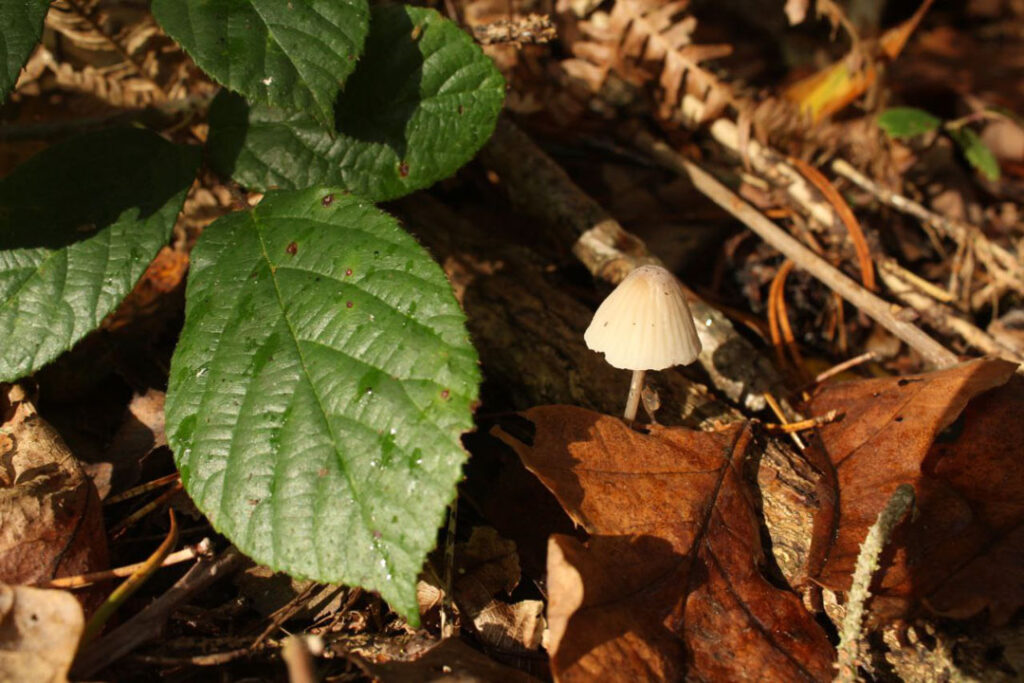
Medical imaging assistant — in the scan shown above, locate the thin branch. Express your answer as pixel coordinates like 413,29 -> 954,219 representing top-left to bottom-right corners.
831,158 -> 1024,295
72,547 -> 247,677
37,539 -> 211,589
479,116 -> 785,410
877,267 -> 1024,362
813,352 -> 878,384
634,130 -> 961,369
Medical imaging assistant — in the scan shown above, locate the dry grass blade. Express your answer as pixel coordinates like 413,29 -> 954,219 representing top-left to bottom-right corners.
787,157 -> 876,292
82,510 -> 179,643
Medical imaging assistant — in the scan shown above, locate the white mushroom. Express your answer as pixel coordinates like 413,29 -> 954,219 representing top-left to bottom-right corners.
584,265 -> 702,421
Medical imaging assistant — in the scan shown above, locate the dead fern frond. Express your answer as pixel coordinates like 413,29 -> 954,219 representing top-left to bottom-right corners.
561,0 -> 734,122
36,46 -> 164,109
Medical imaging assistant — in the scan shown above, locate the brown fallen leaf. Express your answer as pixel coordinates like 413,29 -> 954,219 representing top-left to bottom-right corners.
455,526 -> 520,615
454,527 -> 545,653
104,246 -> 189,332
805,357 -> 1021,623
494,406 -> 835,682
104,389 -> 168,494
0,584 -> 84,682
418,526 -> 546,653
0,386 -> 108,586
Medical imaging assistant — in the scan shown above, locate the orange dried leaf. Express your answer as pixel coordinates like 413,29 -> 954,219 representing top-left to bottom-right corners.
784,0 -> 935,122
805,358 -> 1022,623
494,407 -> 834,682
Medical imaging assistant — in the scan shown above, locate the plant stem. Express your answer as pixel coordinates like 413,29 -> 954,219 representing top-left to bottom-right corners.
624,370 -> 646,421
834,484 -> 916,682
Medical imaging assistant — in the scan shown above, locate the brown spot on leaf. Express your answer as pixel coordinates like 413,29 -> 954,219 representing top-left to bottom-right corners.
398,161 -> 410,178
286,241 -> 298,255
321,193 -> 335,207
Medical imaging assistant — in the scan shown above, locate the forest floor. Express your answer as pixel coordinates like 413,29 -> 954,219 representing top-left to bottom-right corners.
1,0 -> 1023,681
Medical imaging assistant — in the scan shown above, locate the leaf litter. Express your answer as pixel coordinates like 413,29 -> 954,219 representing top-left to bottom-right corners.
495,406 -> 835,682
805,357 -> 1022,624
1,0 -> 1023,679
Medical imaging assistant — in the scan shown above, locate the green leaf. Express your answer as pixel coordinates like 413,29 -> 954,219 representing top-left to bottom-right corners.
151,0 -> 369,126
948,127 -> 1001,182
207,5 -> 505,202
877,107 -> 941,139
0,0 -> 49,102
165,188 -> 480,622
0,128 -> 199,382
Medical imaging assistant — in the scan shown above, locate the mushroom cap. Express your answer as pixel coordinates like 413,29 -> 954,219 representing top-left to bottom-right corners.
584,265 -> 702,371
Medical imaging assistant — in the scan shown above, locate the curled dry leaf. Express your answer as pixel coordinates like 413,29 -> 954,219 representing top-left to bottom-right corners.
0,387 -> 108,586
0,584 -> 84,682
455,527 -> 544,653
494,406 -> 834,682
805,357 -> 1021,623
104,389 -> 168,493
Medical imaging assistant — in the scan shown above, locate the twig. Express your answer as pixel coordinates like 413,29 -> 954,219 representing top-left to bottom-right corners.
677,94 -> 1024,305
764,410 -> 840,433
835,484 -> 915,682
282,635 -> 322,683
768,259 -> 806,378
110,481 -> 183,537
831,158 -> 1024,294
813,352 -> 878,384
763,392 -> 806,450
37,538 -> 211,589
72,547 -> 247,677
480,116 -> 784,410
788,156 -> 876,291
877,267 -> 1024,362
130,648 -> 256,667
251,583 -> 320,648
105,472 -> 180,505
877,259 -> 954,304
635,131 -> 961,369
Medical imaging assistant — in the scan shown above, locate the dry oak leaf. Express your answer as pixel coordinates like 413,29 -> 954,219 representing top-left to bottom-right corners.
0,387 -> 108,586
805,357 -> 1021,623
0,584 -> 84,683
454,526 -> 545,653
493,406 -> 834,682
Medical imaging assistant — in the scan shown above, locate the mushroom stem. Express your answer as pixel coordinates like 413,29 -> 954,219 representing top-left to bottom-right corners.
624,369 -> 646,422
